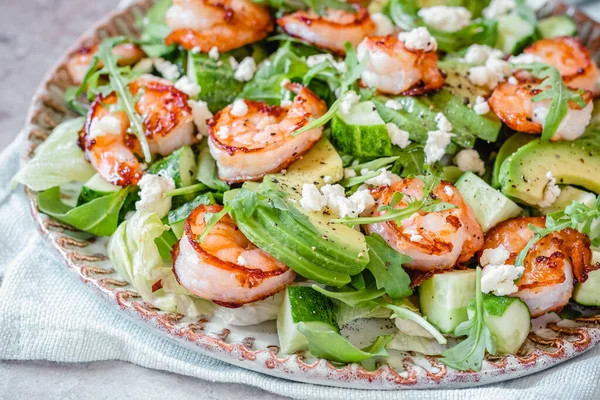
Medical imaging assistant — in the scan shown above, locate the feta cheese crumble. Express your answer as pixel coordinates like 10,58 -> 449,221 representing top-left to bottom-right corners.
387,123 -> 411,149
435,112 -> 453,133
473,96 -> 490,115
371,12 -> 395,36
385,99 -> 403,111
88,115 -> 122,140
508,53 -> 544,65
300,184 -> 375,218
417,6 -> 472,33
135,174 -> 176,219
153,58 -> 180,81
229,56 -> 240,70
538,171 -> 562,208
363,168 -> 401,186
468,57 -> 512,89
424,113 -> 453,164
174,76 -> 201,98
480,245 -> 524,296
454,149 -> 486,176
482,0 -> 516,19
208,46 -> 220,60
306,54 -> 347,73
189,100 -> 213,137
234,57 -> 257,82
344,168 -> 357,179
463,44 -> 504,65
230,99 -> 249,117
339,90 -> 360,115
398,27 -> 438,52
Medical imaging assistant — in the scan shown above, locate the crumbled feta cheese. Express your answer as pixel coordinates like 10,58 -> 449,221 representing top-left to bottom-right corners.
135,174 -> 176,219
217,126 -> 231,139
454,149 -> 486,176
468,57 -> 512,89
417,6 -> 472,33
208,46 -> 220,60
153,58 -> 180,81
481,263 -> 524,296
435,112 -> 453,133
480,245 -> 511,266
174,76 -> 201,98
300,184 -> 327,212
385,99 -> 403,111
473,96 -> 490,115
339,90 -> 360,115
508,76 -> 518,85
306,54 -> 347,73
189,100 -> 213,137
230,99 -> 249,117
371,12 -> 395,36
509,53 -> 544,65
526,0 -> 549,10
347,189 -> 376,216
191,46 -> 201,54
482,0 -> 516,19
323,175 -> 333,184
538,171 -> 562,208
88,115 -> 122,140
463,44 -> 504,65
344,168 -> 357,179
229,56 -> 240,70
398,27 -> 438,52
444,186 -> 454,197
363,168 -> 401,186
424,130 -> 452,164
234,57 -> 257,82
237,255 -> 248,266
387,123 -> 411,149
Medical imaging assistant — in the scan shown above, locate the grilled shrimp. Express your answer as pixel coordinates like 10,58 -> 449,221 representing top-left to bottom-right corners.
520,37 -> 600,93
173,204 -> 296,307
80,75 -> 196,186
489,81 -> 594,141
67,43 -> 145,85
164,0 -> 273,53
208,83 -> 327,183
356,35 -> 445,96
277,6 -> 376,54
482,217 -> 594,317
367,178 -> 484,272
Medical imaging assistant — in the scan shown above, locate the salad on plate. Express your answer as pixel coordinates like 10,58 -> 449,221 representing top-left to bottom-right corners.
16,0 -> 600,372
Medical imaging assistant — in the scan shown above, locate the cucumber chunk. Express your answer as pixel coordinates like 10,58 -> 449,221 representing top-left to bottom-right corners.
478,295 -> 530,354
331,101 -> 393,158
537,16 -> 577,39
148,145 -> 197,188
495,14 -> 535,55
77,173 -> 121,206
456,172 -> 522,232
277,286 -> 338,354
419,269 -> 476,334
573,251 -> 600,306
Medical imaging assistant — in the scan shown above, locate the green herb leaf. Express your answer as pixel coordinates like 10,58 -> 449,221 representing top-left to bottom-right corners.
164,183 -> 209,198
38,186 -> 131,237
253,0 -> 354,14
441,267 -> 496,371
312,284 -> 386,307
364,234 -> 412,299
197,205 -> 231,243
167,193 -> 216,225
297,322 -> 393,364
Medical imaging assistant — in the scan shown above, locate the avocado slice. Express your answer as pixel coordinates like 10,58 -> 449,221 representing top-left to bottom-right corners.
492,132 -> 536,189
499,136 -> 600,206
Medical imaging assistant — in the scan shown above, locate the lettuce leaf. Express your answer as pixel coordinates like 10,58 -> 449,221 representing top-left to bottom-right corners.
14,118 -> 96,191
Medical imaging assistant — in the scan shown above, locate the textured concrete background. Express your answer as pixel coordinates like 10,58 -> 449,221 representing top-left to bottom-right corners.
1,0 -> 599,399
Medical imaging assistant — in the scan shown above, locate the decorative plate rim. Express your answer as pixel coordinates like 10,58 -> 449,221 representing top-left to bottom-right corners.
20,0 -> 600,390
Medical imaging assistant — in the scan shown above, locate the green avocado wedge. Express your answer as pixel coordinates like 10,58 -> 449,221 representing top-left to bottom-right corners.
499,136 -> 600,206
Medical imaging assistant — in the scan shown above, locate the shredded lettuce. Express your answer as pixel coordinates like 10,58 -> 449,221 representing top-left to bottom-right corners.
213,292 -> 284,326
387,332 -> 448,356
14,118 -> 96,191
108,211 -> 213,317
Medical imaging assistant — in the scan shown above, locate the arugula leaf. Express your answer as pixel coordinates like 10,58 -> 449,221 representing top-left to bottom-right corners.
515,195 -> 600,265
155,229 -> 178,262
167,193 -> 216,225
253,0 -> 354,14
197,205 -> 231,243
38,186 -> 131,237
441,267 -> 496,371
164,183 -> 209,198
312,284 -> 386,307
384,303 -> 447,345
297,322 -> 393,363
365,234 -> 412,299
513,63 -> 587,141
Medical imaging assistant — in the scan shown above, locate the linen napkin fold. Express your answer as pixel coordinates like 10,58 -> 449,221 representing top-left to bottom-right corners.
1,132 -> 600,400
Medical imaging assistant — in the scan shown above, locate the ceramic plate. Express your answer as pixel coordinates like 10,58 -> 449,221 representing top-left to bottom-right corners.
22,0 -> 600,390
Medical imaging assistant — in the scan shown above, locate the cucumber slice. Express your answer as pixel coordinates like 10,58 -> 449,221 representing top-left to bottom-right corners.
419,269 -> 476,334
148,146 -> 197,188
277,286 -> 338,354
495,14 -> 535,55
77,173 -> 121,206
537,16 -> 577,39
478,295 -> 530,354
331,101 -> 393,158
539,186 -> 596,215
456,172 -> 522,232
573,251 -> 600,306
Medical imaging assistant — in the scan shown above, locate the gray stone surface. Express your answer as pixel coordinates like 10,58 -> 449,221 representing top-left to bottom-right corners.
1,0 -> 600,399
